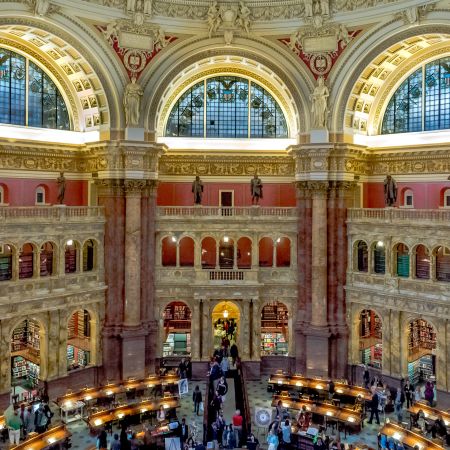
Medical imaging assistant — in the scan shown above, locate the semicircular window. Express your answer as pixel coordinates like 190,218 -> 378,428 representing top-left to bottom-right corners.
382,56 -> 450,134
165,76 -> 288,138
0,48 -> 70,130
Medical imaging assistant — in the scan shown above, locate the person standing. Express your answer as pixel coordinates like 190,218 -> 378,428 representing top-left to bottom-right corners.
7,410 -> 21,445
232,410 -> 243,447
425,381 -> 434,406
367,388 -> 380,425
217,376 -> 228,402
193,385 -> 203,416
403,380 -> 413,408
179,418 -> 189,447
97,430 -> 108,450
23,405 -> 34,439
281,419 -> 291,450
363,366 -> 370,389
220,355 -> 229,378
34,403 -> 48,433
111,434 -> 121,450
394,387 -> 405,423
267,428 -> 279,450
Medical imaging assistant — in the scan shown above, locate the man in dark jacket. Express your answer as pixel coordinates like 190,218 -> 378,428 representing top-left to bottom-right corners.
179,418 -> 189,446
367,389 -> 380,425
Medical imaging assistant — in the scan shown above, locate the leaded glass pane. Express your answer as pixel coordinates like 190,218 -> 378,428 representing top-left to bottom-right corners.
382,57 -> 450,134
0,49 -> 12,124
0,47 -> 69,130
10,52 -> 26,126
206,76 -> 249,138
165,75 -> 288,138
28,61 -> 43,127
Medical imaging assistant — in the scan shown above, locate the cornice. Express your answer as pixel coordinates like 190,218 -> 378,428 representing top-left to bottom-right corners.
1,139 -> 450,177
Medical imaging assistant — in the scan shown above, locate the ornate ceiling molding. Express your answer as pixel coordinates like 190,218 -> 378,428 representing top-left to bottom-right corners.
73,0 -> 403,21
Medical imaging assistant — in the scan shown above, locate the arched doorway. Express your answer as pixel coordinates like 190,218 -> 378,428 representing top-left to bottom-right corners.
163,302 -> 191,356
260,302 -> 288,355
211,301 -> 240,350
67,310 -> 92,371
11,319 -> 41,393
359,309 -> 382,369
407,318 -> 436,385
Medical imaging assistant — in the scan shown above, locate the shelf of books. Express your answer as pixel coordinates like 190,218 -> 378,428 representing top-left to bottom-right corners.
67,344 -> 90,370
0,254 -> 12,281
261,333 -> 288,356
10,319 -> 41,389
163,333 -> 191,356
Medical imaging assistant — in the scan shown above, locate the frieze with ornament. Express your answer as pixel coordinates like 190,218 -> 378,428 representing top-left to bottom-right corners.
81,0 -> 402,20
280,29 -> 361,79
96,24 -> 176,80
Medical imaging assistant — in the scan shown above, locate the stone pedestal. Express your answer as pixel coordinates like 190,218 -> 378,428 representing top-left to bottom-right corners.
306,327 -> 330,377
121,327 -> 147,379
125,127 -> 145,141
310,128 -> 329,143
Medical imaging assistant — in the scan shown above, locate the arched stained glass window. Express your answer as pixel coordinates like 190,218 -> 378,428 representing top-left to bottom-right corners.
382,56 -> 450,134
165,76 -> 288,138
0,48 -> 70,130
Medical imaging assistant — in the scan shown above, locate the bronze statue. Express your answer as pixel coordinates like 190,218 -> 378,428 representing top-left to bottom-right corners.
384,174 -> 397,207
250,174 -> 263,205
57,172 -> 66,204
192,176 -> 204,205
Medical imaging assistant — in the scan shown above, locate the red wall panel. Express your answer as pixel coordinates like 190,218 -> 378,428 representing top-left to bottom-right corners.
363,182 -> 450,209
0,178 -> 88,206
157,182 -> 296,207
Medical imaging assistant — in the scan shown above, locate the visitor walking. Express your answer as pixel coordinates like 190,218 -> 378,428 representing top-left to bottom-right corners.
267,428 -> 279,450
232,410 -> 243,447
193,385 -> 203,416
223,424 -> 236,450
367,388 -> 381,425
111,434 -> 121,450
425,381 -> 434,406
7,410 -> 21,445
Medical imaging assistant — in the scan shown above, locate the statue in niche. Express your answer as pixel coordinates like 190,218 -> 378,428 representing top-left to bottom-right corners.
250,174 -> 263,205
123,76 -> 143,127
310,76 -> 329,129
192,176 -> 204,205
320,0 -> 330,16
57,172 -> 66,204
384,174 -> 397,207
126,0 -> 136,12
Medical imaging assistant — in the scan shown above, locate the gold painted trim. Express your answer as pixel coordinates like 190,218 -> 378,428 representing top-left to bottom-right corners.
158,66 -> 293,137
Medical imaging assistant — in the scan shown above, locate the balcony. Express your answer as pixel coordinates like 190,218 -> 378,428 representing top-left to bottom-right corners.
0,206 -> 104,224
157,206 -> 296,220
348,208 -> 450,224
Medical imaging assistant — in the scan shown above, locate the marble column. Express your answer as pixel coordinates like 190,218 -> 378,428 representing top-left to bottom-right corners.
241,300 -> 251,360
390,309 -> 402,379
191,303 -> 201,360
201,300 -> 211,360
381,309 -> 391,377
294,183 -> 311,374
251,299 -> 261,360
435,319 -> 447,392
0,321 -> 11,396
306,181 -> 330,377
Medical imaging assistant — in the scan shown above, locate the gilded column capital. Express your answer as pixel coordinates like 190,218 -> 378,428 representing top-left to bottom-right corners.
95,178 -> 125,196
124,179 -> 147,196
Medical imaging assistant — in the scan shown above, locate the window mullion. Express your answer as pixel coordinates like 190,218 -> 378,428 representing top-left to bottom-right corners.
422,65 -> 425,132
248,80 -> 251,139
25,59 -> 29,126
203,79 -> 207,138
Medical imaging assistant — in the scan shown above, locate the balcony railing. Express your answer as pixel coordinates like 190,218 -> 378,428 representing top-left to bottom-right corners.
348,208 -> 450,223
157,206 -> 296,218
0,206 -> 105,223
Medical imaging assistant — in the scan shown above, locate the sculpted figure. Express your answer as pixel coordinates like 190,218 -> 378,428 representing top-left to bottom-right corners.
123,76 -> 143,127
250,174 -> 263,205
34,0 -> 51,16
126,0 -> 136,12
143,0 -> 153,15
237,1 -> 251,35
384,175 -> 397,207
207,1 -> 221,38
192,176 -> 204,205
320,0 -> 330,16
154,28 -> 169,50
57,172 -> 66,204
304,0 -> 313,17
337,24 -> 351,46
310,76 -> 329,128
